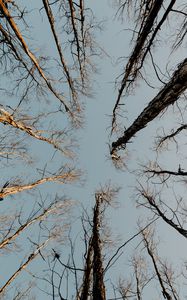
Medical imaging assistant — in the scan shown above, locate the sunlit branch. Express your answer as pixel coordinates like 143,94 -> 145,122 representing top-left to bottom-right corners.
0,170 -> 78,199
0,107 -> 70,156
0,0 -> 71,114
42,0 -> 79,109
0,23 -> 39,85
0,240 -> 49,295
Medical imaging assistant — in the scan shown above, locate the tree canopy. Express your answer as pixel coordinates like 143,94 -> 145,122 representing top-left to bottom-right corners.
0,0 -> 187,299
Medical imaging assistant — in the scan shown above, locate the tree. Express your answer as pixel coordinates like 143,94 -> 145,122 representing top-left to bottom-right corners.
0,0 -> 187,299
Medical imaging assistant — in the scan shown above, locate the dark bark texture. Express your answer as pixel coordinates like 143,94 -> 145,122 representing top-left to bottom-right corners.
111,58 -> 187,154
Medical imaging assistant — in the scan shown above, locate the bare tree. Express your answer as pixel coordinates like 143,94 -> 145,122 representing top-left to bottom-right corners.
111,0 -> 187,130
111,58 -> 187,156
0,1 -> 96,297
1,1 -> 187,299
42,186 -> 120,300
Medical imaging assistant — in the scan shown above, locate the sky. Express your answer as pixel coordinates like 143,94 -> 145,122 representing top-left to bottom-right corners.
0,1 -> 187,299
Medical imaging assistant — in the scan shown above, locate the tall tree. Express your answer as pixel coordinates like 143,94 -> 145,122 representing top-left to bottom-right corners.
0,1 -> 187,299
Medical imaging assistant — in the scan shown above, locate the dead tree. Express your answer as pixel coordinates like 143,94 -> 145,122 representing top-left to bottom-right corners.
0,194 -> 73,297
111,58 -> 187,156
112,0 -> 186,130
141,228 -> 178,300
43,186 -> 120,299
92,193 -> 106,300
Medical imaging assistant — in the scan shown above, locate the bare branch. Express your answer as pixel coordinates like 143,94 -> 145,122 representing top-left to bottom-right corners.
142,229 -> 172,300
0,0 -> 71,114
140,188 -> 187,238
157,124 -> 187,148
0,107 -> 71,156
0,201 -> 61,249
0,170 -> 79,199
42,0 -> 79,110
0,240 -> 49,295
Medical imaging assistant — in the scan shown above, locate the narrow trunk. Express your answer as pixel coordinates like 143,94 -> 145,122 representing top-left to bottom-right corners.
92,194 -> 106,300
80,236 -> 93,300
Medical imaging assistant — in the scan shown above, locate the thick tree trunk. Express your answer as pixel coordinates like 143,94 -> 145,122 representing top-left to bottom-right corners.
111,58 -> 187,154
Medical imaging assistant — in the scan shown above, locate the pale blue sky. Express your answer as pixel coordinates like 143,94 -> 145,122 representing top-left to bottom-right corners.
1,1 -> 187,299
